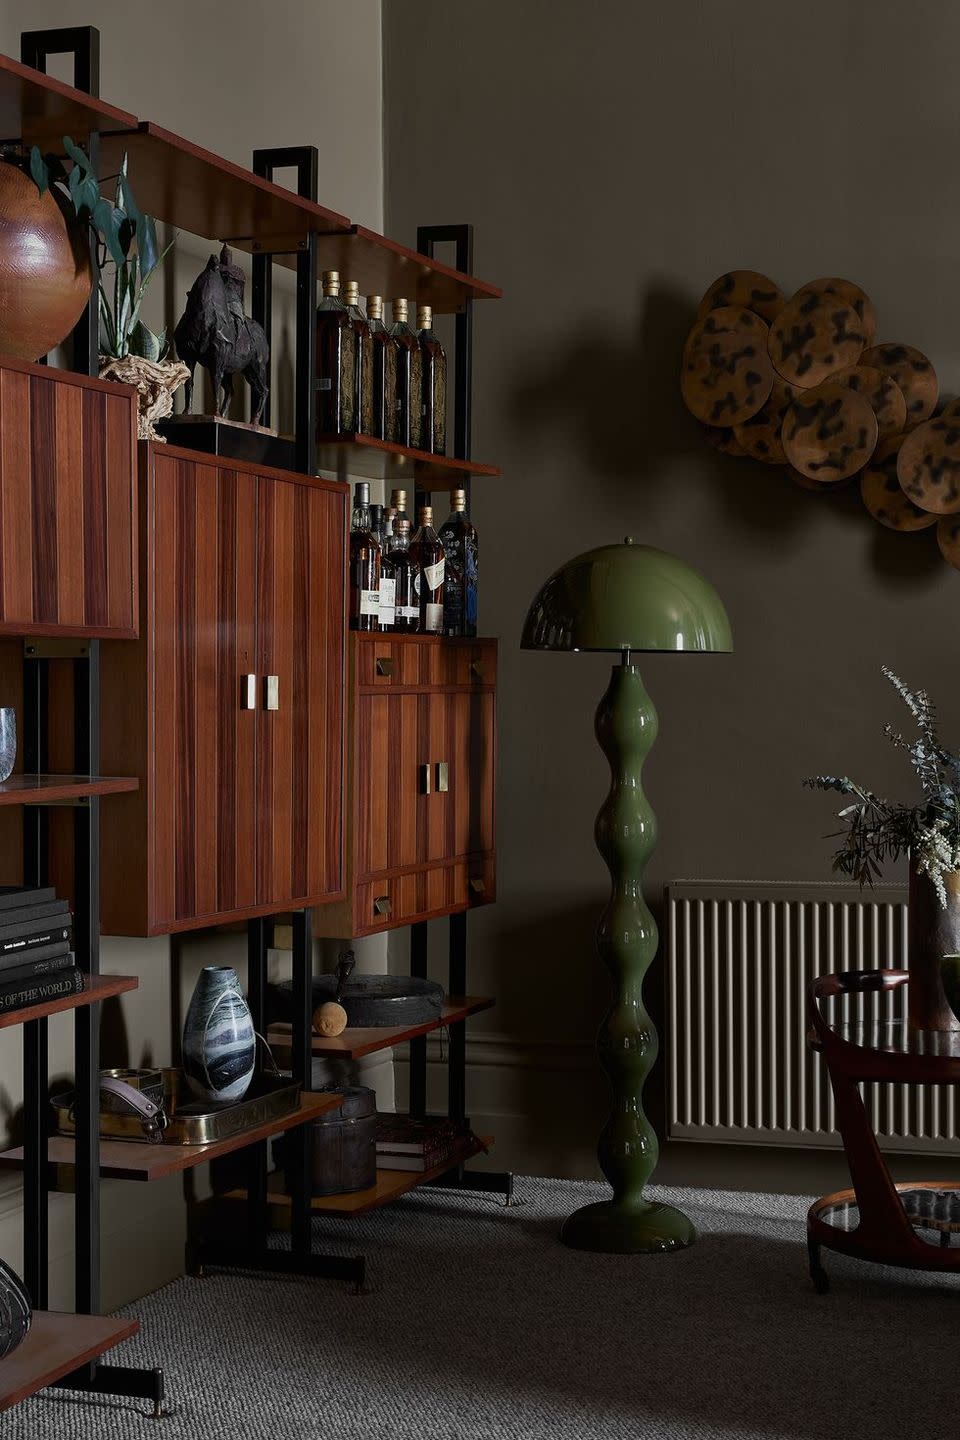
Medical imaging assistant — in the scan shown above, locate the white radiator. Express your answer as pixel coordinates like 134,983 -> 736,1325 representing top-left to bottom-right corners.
666,879 -> 960,1155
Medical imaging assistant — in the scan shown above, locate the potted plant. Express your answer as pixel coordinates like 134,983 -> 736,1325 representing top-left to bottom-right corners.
805,667 -> 960,1031
29,138 -> 187,438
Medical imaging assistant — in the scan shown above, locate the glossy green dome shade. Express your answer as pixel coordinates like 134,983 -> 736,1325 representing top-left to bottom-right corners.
520,539 -> 733,654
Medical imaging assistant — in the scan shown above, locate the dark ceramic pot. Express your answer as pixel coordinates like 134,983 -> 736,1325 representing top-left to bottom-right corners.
908,862 -> 960,1031
0,1257 -> 31,1359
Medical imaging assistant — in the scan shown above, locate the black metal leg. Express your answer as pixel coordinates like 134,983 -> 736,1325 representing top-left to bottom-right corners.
409,922 -> 428,1119
448,912 -> 467,1127
808,1235 -> 829,1293
22,1018 -> 48,1309
53,1362 -> 166,1419
289,908 -> 313,1258
245,918 -> 269,1245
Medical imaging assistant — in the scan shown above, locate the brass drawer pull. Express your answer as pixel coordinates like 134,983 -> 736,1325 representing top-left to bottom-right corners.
373,895 -> 392,917
436,761 -> 449,793
469,877 -> 486,895
419,763 -> 432,795
375,656 -> 394,677
240,674 -> 257,710
264,675 -> 279,711
470,661 -> 484,680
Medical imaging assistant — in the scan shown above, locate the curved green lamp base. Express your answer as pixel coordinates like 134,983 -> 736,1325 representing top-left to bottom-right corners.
561,1198 -> 695,1254
563,662 -> 695,1255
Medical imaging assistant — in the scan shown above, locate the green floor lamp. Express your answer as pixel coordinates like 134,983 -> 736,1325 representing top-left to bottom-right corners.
521,538 -> 732,1254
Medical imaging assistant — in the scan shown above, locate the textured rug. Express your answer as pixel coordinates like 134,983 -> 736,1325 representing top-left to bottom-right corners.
8,1177 -> 958,1439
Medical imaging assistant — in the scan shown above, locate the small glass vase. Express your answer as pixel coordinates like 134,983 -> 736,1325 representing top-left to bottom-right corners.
0,708 -> 16,783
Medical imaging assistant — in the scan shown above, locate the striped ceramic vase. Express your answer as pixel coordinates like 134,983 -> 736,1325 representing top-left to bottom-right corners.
182,965 -> 256,1103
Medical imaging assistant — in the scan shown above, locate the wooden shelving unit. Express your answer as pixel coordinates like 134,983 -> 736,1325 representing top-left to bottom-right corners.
0,1310 -> 139,1413
0,973 -> 138,1031
0,51 -> 136,146
268,995 -> 494,1062
314,434 -> 499,487
0,1090 -> 341,1182
0,774 -> 138,806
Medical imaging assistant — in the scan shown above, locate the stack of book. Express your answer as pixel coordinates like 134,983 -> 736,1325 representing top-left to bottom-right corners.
375,1114 -> 471,1172
0,885 -> 79,1015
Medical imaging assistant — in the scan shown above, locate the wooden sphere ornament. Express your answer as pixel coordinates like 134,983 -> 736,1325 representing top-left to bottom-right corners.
312,1001 -> 348,1038
768,292 -> 866,388
781,381 -> 878,481
860,436 -> 937,531
860,342 -> 938,424
937,515 -> 960,570
696,270 -> 785,324
896,415 -> 960,514
792,277 -> 877,345
681,306 -> 774,427
0,160 -> 93,360
733,375 -> 799,463
829,365 -> 906,441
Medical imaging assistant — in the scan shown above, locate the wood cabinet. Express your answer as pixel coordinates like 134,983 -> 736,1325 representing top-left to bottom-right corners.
320,632 -> 496,938
0,355 -> 137,637
100,445 -> 347,935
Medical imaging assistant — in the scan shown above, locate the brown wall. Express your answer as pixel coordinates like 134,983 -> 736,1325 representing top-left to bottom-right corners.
383,0 -> 960,1184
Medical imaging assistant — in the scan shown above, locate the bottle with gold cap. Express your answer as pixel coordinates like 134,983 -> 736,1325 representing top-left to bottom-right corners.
316,270 -> 356,435
367,295 -> 397,441
409,503 -> 444,634
390,488 -> 410,532
389,298 -> 423,449
417,304 -> 446,455
438,488 -> 478,637
344,281 -> 373,435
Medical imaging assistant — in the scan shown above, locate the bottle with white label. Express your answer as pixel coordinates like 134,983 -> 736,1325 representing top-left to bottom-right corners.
349,481 -> 381,631
384,518 -> 417,632
410,504 -> 445,635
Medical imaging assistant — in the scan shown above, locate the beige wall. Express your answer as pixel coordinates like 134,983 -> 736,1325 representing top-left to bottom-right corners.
382,0 -> 960,1188
0,0 -> 384,1309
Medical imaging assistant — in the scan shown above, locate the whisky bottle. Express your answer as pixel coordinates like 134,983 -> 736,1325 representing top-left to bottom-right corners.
369,503 -> 386,552
390,299 -> 423,449
417,304 -> 447,455
410,504 -> 445,635
384,505 -> 397,549
378,517 -> 397,630
387,518 -> 419,633
344,281 -> 373,435
316,270 -> 357,435
349,481 -> 381,631
390,488 -> 410,530
438,488 -> 478,637
367,295 -> 397,441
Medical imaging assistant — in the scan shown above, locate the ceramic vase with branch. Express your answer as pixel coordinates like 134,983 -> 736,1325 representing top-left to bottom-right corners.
29,138 -> 187,439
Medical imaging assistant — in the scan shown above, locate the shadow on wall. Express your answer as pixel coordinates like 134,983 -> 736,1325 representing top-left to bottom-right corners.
508,280 -> 943,591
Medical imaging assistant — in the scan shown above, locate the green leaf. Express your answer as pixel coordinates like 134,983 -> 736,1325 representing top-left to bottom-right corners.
62,136 -> 90,174
136,214 -> 160,277
93,197 -> 127,268
128,320 -> 162,362
28,146 -> 48,195
98,280 -> 118,358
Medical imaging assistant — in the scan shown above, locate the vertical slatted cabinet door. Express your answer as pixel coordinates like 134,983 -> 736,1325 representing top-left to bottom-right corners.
256,477 -> 346,909
151,456 -> 258,929
450,687 -> 496,860
355,689 -> 419,878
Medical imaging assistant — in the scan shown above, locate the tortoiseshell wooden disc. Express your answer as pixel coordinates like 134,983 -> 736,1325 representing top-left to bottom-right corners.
939,396 -> 960,420
896,415 -> 960,513
937,514 -> 960,569
860,342 -> 938,424
792,278 -> 877,345
681,306 -> 774,427
781,381 -> 878,481
768,292 -> 866,387
695,270 -> 785,325
733,376 -> 799,463
699,423 -> 746,456
828,365 -> 907,440
785,465 -> 850,491
860,435 -> 938,531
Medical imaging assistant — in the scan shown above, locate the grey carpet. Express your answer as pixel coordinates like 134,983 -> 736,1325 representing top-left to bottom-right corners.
8,1176 -> 958,1439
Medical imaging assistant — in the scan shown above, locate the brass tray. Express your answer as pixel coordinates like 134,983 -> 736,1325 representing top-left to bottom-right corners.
52,1069 -> 302,1146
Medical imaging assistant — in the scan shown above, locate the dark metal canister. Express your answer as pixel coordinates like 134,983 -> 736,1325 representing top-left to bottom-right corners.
302,1085 -> 377,1195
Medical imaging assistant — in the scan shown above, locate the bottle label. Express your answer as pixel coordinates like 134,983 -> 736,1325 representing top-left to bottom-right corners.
318,378 -> 333,391
398,603 -> 419,622
359,589 -> 379,617
424,602 -> 443,633
378,577 -> 396,626
423,558 -> 445,592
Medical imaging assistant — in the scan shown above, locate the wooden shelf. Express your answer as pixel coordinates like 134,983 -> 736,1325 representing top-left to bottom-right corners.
0,1309 -> 138,1412
0,52 -> 137,148
268,995 -> 494,1061
0,774 -> 139,806
0,1089 -> 340,1182
314,434 -> 499,486
0,973 -> 138,1031
227,1133 -> 492,1218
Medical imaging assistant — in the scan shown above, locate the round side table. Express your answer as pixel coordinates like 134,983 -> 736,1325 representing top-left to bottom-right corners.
807,968 -> 960,1291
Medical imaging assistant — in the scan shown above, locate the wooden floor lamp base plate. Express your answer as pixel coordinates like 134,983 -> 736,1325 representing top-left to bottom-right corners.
560,1197 -> 696,1255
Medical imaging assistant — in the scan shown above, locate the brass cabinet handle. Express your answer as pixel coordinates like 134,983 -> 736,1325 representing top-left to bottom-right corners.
240,674 -> 257,710
470,660 -> 484,680
436,761 -> 449,793
373,895 -> 392,917
375,656 -> 393,677
419,763 -> 432,795
469,877 -> 486,895
264,675 -> 279,711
